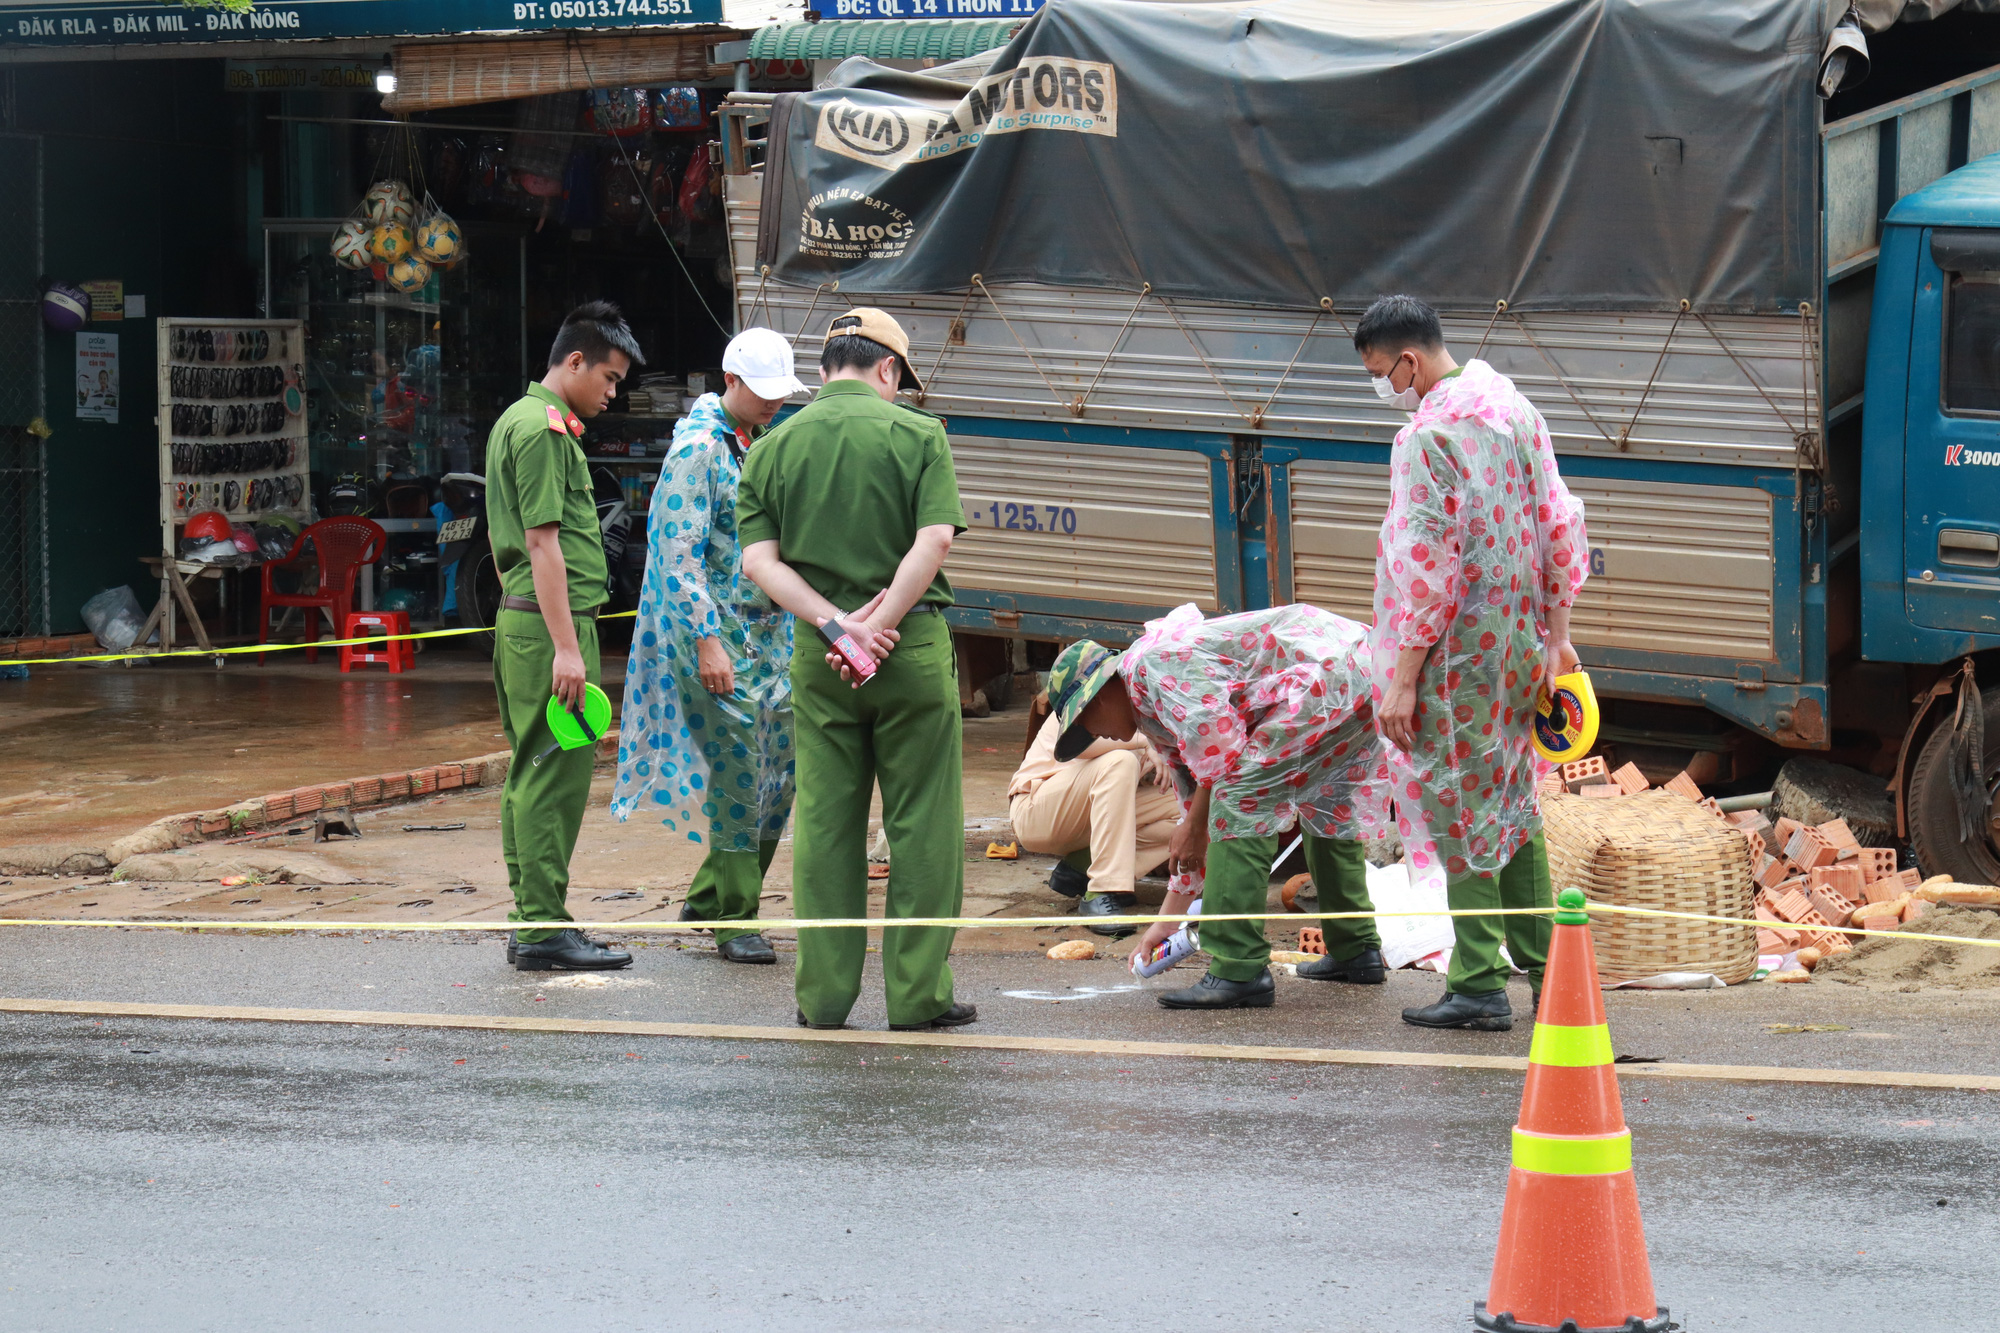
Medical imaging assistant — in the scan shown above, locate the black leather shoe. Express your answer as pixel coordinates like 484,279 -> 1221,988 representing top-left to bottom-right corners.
678,900 -> 710,934
1402,989 -> 1513,1031
797,1009 -> 846,1031
1079,893 -> 1139,937
1530,989 -> 1542,1021
506,930 -> 519,965
1049,861 -> 1089,898
513,929 -> 633,972
1158,969 -> 1276,1009
717,934 -> 777,964
1296,946 -> 1388,984
890,1002 -> 978,1030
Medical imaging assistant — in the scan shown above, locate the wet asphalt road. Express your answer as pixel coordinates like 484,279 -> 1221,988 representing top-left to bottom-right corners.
1,935 -> 1996,1330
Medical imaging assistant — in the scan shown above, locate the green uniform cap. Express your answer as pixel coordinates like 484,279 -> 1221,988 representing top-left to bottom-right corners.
1045,639 -> 1121,761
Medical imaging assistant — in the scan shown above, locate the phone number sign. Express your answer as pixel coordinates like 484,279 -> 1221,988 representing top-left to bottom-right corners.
814,0 -> 1041,18
0,0 -> 719,45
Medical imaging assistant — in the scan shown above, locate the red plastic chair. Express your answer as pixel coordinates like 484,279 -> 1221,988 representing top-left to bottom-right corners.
258,517 -> 386,664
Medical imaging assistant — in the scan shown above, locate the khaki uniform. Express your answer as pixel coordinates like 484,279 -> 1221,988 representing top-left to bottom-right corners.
1008,715 -> 1180,897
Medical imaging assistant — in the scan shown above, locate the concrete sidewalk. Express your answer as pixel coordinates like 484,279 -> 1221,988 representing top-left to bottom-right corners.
0,646 -> 529,850
0,709 -> 1091,951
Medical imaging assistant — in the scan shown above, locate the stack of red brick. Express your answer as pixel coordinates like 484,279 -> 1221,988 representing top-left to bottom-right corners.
1546,756 -> 1925,956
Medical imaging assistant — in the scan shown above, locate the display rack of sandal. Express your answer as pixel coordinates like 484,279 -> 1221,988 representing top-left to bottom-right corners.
143,318 -> 311,660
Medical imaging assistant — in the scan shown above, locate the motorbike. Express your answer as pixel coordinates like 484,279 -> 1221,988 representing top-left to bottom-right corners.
443,466 -> 641,657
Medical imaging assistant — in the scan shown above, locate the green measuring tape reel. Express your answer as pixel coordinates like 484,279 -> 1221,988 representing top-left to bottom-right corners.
532,682 -> 613,767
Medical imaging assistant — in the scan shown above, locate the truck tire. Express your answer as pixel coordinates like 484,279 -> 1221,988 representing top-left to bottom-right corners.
1907,685 -> 2000,884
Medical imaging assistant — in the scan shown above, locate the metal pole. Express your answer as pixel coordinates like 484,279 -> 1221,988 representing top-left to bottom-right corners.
34,134 -> 46,635
735,62 -> 751,93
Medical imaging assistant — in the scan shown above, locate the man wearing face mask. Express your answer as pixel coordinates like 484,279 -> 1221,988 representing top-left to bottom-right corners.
1355,295 -> 1590,1033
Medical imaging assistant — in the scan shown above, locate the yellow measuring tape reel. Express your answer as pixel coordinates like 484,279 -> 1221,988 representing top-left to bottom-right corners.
1532,670 -> 1601,764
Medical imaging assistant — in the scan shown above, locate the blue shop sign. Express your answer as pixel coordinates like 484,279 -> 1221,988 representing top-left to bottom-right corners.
812,0 -> 1041,18
0,0 -> 722,47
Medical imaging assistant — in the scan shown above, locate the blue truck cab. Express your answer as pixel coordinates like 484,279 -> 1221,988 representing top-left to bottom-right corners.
1865,153 -> 2000,659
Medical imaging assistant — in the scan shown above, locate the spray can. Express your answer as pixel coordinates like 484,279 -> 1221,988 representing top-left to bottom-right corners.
1131,900 -> 1202,978
816,616 -> 878,684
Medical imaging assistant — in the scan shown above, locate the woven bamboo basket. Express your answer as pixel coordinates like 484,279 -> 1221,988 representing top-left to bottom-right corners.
1543,788 -> 1758,984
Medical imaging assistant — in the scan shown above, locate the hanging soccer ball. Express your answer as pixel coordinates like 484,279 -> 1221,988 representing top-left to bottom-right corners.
368,224 -> 414,263
330,220 -> 372,270
415,214 -> 463,267
385,254 -> 432,294
364,179 -> 415,226
40,280 -> 89,332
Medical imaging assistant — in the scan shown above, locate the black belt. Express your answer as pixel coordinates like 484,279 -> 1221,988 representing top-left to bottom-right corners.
501,594 -> 599,620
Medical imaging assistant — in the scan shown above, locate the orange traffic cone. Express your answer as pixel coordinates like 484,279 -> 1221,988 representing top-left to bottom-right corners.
1475,887 -> 1670,1333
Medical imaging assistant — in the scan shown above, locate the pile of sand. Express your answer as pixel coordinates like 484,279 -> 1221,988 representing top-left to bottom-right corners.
1815,904 -> 2000,990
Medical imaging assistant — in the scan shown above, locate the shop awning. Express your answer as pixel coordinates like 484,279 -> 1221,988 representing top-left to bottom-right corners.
742,18 -> 1023,64
383,32 -> 745,116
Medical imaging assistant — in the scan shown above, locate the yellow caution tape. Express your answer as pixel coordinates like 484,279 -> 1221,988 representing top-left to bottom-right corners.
1588,900 -> 2000,953
0,907 -> 1555,934
2,899 -> 1995,956
0,609 -> 641,667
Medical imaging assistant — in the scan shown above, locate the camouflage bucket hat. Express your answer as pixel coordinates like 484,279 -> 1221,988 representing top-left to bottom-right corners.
1046,639 -> 1119,761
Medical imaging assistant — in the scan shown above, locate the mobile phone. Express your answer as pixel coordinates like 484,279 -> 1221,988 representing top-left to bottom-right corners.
817,616 -> 878,684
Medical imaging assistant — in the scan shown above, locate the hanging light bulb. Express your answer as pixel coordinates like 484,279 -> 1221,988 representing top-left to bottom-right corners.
376,57 -> 398,97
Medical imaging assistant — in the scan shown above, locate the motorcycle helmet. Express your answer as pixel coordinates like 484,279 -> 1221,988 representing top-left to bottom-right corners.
326,473 -> 374,517
183,510 -> 233,543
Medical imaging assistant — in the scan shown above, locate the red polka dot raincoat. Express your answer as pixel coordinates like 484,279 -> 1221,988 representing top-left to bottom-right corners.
1369,360 -> 1589,879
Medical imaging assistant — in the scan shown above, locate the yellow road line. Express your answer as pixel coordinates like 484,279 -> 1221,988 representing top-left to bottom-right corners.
3,997 -> 1994,1090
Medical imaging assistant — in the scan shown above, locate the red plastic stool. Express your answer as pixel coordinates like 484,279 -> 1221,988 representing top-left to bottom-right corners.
339,610 -> 414,673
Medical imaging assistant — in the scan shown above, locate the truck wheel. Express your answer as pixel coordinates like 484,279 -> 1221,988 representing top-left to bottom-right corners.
1907,686 -> 2000,884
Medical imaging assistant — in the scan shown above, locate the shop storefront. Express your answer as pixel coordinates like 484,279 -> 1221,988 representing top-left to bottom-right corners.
0,5 -> 797,647
0,5 -> 1035,653
256,33 -> 791,633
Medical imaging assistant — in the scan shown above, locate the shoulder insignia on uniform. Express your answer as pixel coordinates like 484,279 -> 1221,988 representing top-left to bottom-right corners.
542,403 -> 585,439
896,401 -> 944,423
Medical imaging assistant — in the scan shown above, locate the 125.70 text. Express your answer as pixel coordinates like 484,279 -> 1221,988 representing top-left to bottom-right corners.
968,502 -> 1079,534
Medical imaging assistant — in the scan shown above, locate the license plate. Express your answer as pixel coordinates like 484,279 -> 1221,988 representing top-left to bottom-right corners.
437,517 -> 478,543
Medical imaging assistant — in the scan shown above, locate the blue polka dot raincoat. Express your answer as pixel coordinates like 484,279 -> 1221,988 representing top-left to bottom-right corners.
611,394 -> 796,849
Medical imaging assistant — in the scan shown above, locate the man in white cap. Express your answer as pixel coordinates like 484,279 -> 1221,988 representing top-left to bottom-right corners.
611,327 -> 807,963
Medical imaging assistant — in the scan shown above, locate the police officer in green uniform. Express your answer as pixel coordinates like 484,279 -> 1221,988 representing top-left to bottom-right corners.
738,308 -> 974,1031
487,300 -> 643,971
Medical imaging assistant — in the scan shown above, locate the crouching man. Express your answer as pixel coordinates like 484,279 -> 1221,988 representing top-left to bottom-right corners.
1009,705 -> 1180,936
1044,603 -> 1396,1009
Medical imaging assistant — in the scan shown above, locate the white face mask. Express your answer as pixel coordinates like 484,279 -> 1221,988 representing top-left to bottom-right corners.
1371,358 -> 1421,411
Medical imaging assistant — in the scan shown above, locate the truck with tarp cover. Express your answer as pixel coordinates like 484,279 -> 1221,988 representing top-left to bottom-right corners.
717,0 -> 2000,881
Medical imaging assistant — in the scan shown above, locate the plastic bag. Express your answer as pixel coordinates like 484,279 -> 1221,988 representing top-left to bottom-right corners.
1363,860 -> 1459,970
81,585 -> 149,653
